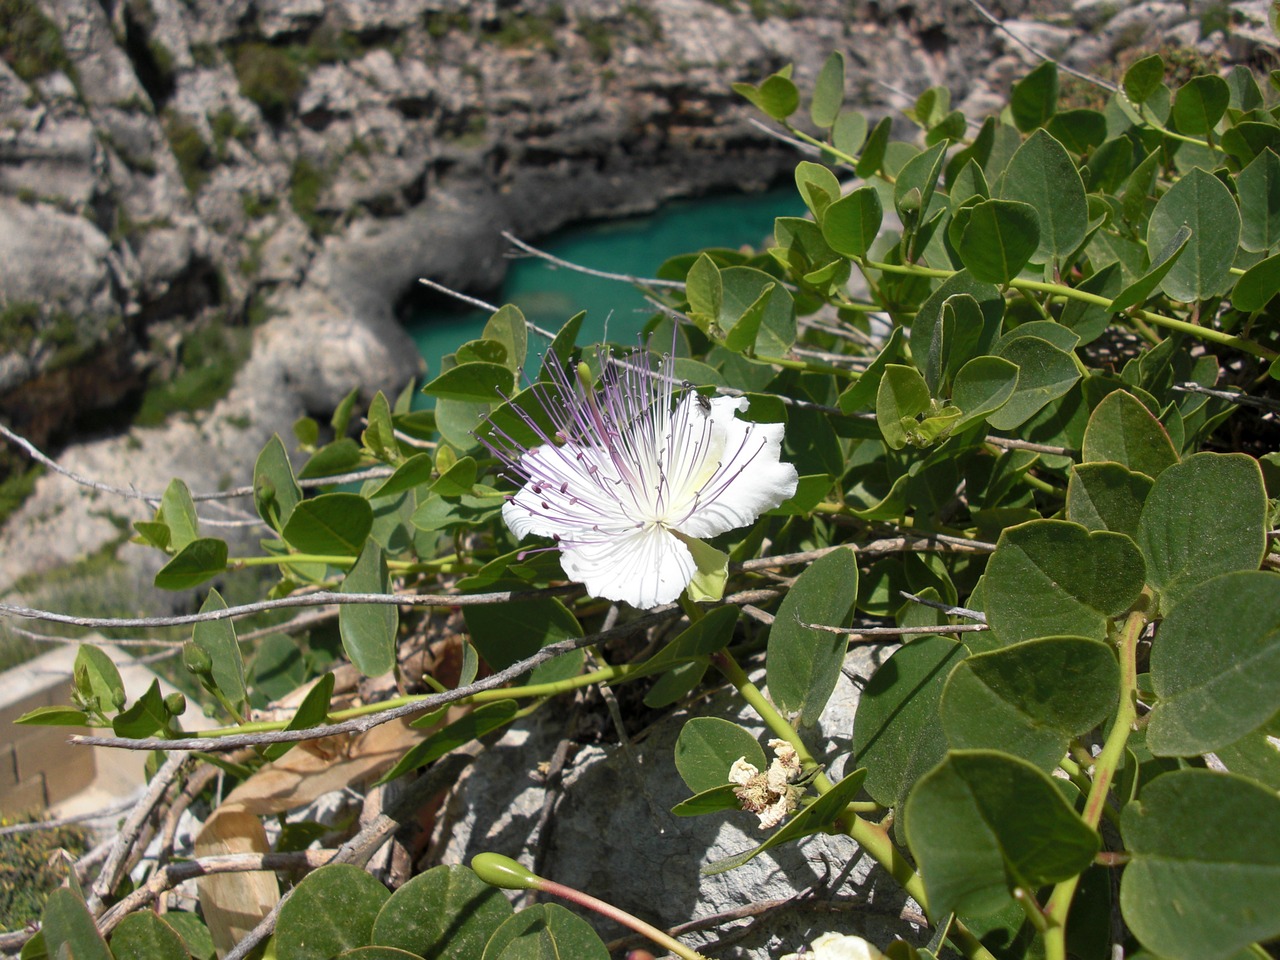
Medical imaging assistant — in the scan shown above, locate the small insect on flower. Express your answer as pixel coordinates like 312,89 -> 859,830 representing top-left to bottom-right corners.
478,344 -> 798,610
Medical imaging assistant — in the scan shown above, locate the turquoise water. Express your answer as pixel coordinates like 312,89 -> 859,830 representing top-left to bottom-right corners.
405,185 -> 805,377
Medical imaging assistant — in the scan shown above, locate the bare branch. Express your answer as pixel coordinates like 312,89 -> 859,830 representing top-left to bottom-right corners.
0,797 -> 137,837
501,231 -> 687,290
0,584 -> 583,630
899,590 -> 988,623
89,752 -> 188,911
803,620 -> 990,638
1173,381 -> 1280,412
96,851 -> 334,936
0,422 -> 393,509
963,0 -> 1118,91
416,277 -> 557,341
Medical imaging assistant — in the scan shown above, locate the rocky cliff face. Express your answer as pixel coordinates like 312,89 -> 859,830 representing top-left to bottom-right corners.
4,0 -> 1272,595
0,0 -> 1019,592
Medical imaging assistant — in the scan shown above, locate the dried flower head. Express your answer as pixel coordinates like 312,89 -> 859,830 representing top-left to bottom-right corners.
480,345 -> 798,609
728,739 -> 807,829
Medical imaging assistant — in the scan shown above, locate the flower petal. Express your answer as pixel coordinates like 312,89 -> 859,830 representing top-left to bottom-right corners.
674,398 -> 799,539
558,522 -> 695,610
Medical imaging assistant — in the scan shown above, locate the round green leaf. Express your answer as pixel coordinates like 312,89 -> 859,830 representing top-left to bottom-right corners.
876,364 -> 931,450
421,362 -> 515,403
1010,61 -> 1058,132
154,537 -> 228,591
1171,74 -> 1229,136
1148,167 -> 1240,302
481,904 -> 608,960
958,199 -> 1040,284
831,109 -> 868,157
41,889 -> 112,960
1124,55 -> 1165,104
986,336 -> 1080,431
1146,571 -> 1280,756
283,493 -> 373,556
1231,250 -> 1280,312
340,539 -> 397,678
674,717 -> 766,795
1045,108 -> 1107,154
1136,452 -> 1267,612
983,519 -> 1146,645
905,750 -> 1100,918
821,186 -> 883,257
717,265 -> 795,355
1121,770 -> 1280,960
110,912 -> 190,960
852,634 -> 968,812
940,636 -> 1120,771
810,51 -> 845,128
1066,462 -> 1153,538
275,864 -> 390,960
999,129 -> 1087,267
1236,148 -> 1280,253
372,865 -> 513,959
1081,389 -> 1178,479
950,355 -> 1018,432
767,546 -> 860,726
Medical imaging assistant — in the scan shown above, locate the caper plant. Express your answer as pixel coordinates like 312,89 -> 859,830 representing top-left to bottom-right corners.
15,51 -> 1280,960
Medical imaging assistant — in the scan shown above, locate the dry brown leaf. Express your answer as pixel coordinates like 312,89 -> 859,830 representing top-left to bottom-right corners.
195,718 -> 423,956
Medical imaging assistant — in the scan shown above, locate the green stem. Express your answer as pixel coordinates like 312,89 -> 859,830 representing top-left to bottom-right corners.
858,256 -> 1280,362
709,650 -> 999,960
1043,590 -> 1151,960
709,650 -> 826,787
539,878 -> 710,960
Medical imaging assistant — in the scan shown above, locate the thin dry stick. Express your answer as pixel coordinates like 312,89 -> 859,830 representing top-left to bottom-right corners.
899,590 -> 988,623
0,584 -> 584,631
0,422 -> 393,505
89,752 -> 188,910
1173,381 -> 1280,412
502,231 -> 687,290
416,277 -> 557,341
963,0 -> 1118,91
804,620 -> 990,638
0,797 -> 137,837
95,851 -> 334,936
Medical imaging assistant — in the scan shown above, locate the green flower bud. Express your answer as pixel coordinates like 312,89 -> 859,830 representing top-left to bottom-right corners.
164,692 -> 187,716
471,853 -> 543,891
183,641 -> 213,676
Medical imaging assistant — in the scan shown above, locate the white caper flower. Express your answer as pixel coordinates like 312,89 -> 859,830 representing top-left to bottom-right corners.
480,346 -> 798,610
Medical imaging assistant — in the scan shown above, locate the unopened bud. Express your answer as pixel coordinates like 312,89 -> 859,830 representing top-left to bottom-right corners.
183,641 -> 213,676
164,692 -> 187,716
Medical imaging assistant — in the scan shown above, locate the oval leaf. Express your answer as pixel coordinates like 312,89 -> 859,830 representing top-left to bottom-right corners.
372,864 -> 513,959
283,493 -> 374,556
940,636 -> 1120,771
1136,452 -> 1267,612
983,519 -> 1146,645
1148,167 -> 1240,302
674,717 -> 767,795
905,750 -> 1100,918
1121,770 -> 1280,960
1146,571 -> 1280,756
766,547 -> 859,726
275,864 -> 390,960
340,539 -> 397,678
